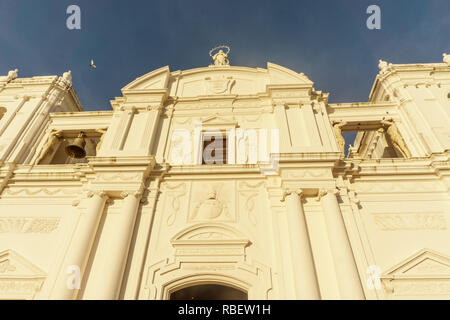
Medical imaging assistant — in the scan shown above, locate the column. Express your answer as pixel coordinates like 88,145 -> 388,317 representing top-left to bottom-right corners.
282,188 -> 320,299
52,190 -> 108,299
83,191 -> 142,299
318,188 -> 365,299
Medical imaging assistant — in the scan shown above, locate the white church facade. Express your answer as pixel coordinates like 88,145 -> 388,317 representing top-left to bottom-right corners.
0,52 -> 449,300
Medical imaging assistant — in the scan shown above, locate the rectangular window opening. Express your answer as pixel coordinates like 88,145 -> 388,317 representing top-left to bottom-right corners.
202,131 -> 227,165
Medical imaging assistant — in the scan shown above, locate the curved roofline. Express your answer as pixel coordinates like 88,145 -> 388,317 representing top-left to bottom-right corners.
122,62 -> 313,91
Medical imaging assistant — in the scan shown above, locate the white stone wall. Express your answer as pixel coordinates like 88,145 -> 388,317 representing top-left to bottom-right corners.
0,58 -> 449,300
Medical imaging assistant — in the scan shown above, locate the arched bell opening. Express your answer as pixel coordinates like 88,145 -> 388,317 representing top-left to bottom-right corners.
169,284 -> 248,300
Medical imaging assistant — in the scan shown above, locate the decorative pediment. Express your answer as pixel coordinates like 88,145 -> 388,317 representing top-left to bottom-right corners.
0,249 -> 46,278
382,249 -> 450,278
171,223 -> 250,258
172,223 -> 248,243
121,63 -> 313,99
0,250 -> 46,299
381,249 -> 450,298
200,115 -> 238,128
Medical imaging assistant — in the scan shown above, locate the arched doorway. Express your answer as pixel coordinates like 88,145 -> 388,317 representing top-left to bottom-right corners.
170,284 -> 248,300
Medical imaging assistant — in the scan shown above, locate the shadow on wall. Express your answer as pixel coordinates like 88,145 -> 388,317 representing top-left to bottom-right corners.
170,284 -> 248,300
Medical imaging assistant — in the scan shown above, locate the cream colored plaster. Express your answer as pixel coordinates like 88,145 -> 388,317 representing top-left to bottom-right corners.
0,56 -> 449,299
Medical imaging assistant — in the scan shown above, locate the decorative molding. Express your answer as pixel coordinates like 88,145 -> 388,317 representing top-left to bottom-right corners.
0,250 -> 46,299
120,190 -> 143,199
347,190 -> 360,204
0,217 -> 60,233
189,183 -> 233,222
238,181 -> 265,190
283,169 -> 329,179
280,188 -> 303,202
86,190 -> 107,199
243,192 -> 258,226
171,223 -> 250,257
381,249 -> 450,297
163,182 -> 187,226
204,76 -> 235,95
191,189 -> 229,221
2,187 -> 79,197
316,187 -> 339,201
388,280 -> 450,296
143,258 -> 272,300
96,172 -> 143,182
0,260 -> 16,273
373,213 -> 446,231
238,181 -> 264,226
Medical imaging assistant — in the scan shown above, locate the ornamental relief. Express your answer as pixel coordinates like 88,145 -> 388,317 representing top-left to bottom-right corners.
191,189 -> 230,221
0,217 -> 60,233
162,182 -> 187,226
0,250 -> 46,299
96,172 -> 143,182
238,181 -> 265,226
373,213 -> 446,231
282,169 -> 330,180
188,182 -> 235,222
204,75 -> 235,94
381,249 -> 450,297
0,260 -> 15,273
2,187 -> 79,197
0,278 -> 45,296
143,257 -> 272,300
387,280 -> 450,296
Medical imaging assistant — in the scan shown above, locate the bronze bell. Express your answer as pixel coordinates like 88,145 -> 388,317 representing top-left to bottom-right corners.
65,132 -> 86,158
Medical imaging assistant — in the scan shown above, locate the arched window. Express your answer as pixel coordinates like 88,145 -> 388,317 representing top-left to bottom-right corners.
170,284 -> 248,300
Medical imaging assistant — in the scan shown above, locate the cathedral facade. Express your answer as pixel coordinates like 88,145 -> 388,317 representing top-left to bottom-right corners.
0,53 -> 449,300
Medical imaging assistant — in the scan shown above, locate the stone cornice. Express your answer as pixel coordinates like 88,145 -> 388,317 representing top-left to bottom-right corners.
49,111 -> 113,118
86,155 -> 156,167
336,152 -> 450,178
369,62 -> 450,101
277,152 -> 341,163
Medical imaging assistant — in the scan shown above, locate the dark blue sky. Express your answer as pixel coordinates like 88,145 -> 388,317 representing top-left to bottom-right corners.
0,0 -> 449,111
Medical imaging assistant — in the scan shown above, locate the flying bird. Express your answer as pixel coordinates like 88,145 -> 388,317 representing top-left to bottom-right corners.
89,59 -> 96,68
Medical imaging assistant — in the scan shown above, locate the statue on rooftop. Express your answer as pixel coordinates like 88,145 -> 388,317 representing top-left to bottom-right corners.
209,46 -> 230,66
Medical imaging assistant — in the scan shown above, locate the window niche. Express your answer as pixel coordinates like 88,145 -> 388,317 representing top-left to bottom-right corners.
201,131 -> 228,165
35,130 -> 101,165
341,120 -> 411,159
348,130 -> 402,159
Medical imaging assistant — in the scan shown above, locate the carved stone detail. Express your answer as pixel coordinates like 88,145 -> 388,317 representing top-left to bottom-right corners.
189,183 -> 233,222
380,119 -> 412,158
316,187 -> 339,201
373,213 -> 446,230
3,188 -> 79,197
0,217 -> 60,233
204,76 -> 235,94
164,182 -> 187,226
281,188 -> 303,202
0,260 -> 16,273
381,249 -> 450,297
0,250 -> 46,299
332,121 -> 347,153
